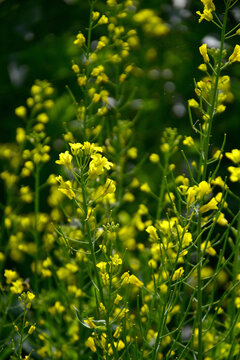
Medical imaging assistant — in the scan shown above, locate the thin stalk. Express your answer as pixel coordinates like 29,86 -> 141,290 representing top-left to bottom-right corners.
34,163 -> 40,295
18,306 -> 27,359
196,215 -> 203,360
80,178 -> 104,304
202,4 -> 229,181
156,154 -> 169,220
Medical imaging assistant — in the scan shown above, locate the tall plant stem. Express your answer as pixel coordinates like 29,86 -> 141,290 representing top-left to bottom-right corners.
34,163 -> 40,295
80,178 -> 104,304
196,216 -> 203,360
202,4 -> 229,181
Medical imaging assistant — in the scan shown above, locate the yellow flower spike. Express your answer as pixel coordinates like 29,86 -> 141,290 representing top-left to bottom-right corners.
229,45 -> 240,63
200,198 -> 218,213
55,151 -> 73,170
225,149 -> 240,164
199,44 -> 210,63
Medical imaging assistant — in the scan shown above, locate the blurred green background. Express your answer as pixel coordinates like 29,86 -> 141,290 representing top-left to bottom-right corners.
0,0 -> 240,148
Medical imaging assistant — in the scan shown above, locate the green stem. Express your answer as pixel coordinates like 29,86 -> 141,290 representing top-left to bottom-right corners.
18,306 -> 27,359
196,215 -> 203,360
156,154 -> 169,220
80,177 -> 104,304
34,163 -> 40,295
202,4 -> 229,181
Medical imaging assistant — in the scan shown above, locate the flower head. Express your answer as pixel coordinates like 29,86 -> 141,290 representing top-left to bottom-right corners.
199,44 -> 210,63
55,151 -> 73,170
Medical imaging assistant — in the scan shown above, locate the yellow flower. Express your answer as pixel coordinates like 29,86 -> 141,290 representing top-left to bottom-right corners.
77,75 -> 87,86
196,9 -> 213,23
110,254 -> 122,266
74,32 -> 86,46
199,44 -> 210,63
16,128 -> 26,144
225,149 -> 240,164
28,325 -> 36,334
129,274 -> 144,288
149,153 -> 160,163
183,136 -> 194,146
172,267 -> 184,281
98,15 -> 109,25
72,64 -> 80,73
198,63 -> 207,71
235,297 -> 240,309
85,337 -> 97,352
200,198 -> 218,213
197,181 -> 212,199
27,292 -> 35,302
188,98 -> 199,108
211,176 -> 227,189
140,182 -> 151,193
114,294 -> 123,305
4,269 -> 18,284
89,154 -> 113,179
92,11 -> 100,21
229,45 -> 240,63
69,142 -> 83,156
228,166 -> 240,182
127,147 -> 138,159
186,186 -> 197,204
55,151 -> 73,170
201,241 -> 216,256
10,279 -> 24,294
15,106 -> 27,118
102,178 -> 116,196
56,176 -> 75,200
37,113 -> 49,123
201,0 -> 215,11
